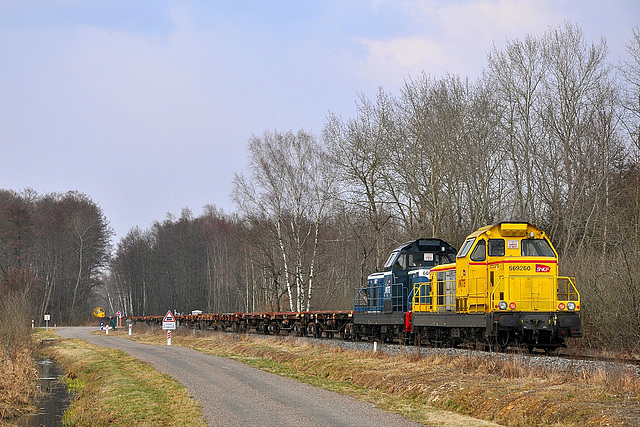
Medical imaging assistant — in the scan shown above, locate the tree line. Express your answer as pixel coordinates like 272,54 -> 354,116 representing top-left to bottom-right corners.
1,23 -> 638,350
0,190 -> 111,326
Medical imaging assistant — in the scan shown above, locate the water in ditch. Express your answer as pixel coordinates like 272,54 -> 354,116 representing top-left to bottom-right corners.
13,358 -> 72,426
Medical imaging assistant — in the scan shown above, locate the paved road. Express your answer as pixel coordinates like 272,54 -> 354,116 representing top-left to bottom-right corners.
56,327 -> 423,426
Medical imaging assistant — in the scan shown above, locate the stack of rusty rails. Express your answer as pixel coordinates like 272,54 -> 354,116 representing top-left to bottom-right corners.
127,310 -> 354,339
127,314 -> 164,324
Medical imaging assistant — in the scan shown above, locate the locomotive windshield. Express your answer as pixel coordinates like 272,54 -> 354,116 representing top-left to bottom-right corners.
383,251 -> 409,270
384,251 -> 399,268
457,238 -> 475,258
408,251 -> 454,267
383,244 -> 456,271
522,239 -> 556,257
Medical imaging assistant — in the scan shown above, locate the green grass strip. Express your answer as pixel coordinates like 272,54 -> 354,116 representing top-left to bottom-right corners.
38,332 -> 206,427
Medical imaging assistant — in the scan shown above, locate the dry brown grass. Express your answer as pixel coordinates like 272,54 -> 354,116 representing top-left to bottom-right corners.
132,329 -> 640,426
0,292 -> 38,422
0,347 -> 37,420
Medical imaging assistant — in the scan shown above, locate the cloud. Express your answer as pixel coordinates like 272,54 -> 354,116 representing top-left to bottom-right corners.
357,36 -> 447,81
352,0 -> 562,83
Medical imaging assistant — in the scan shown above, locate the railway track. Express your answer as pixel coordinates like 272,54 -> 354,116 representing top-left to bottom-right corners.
129,315 -> 639,377
555,349 -> 640,367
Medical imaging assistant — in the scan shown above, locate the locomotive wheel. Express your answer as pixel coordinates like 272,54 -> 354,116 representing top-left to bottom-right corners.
343,323 -> 353,341
351,325 -> 360,341
496,331 -> 510,351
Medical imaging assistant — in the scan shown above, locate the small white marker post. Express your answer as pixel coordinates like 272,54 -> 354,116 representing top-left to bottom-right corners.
373,341 -> 378,352
128,324 -> 132,336
162,310 -> 176,346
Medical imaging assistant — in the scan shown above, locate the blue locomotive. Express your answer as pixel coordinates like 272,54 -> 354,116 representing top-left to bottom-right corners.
352,238 -> 457,343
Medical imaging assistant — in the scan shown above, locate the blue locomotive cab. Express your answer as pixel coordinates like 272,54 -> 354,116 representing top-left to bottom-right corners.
354,239 -> 456,314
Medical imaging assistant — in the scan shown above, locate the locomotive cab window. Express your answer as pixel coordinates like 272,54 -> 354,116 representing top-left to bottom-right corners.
440,253 -> 456,264
393,253 -> 407,270
470,240 -> 486,261
521,239 -> 556,257
384,251 -> 399,269
457,238 -> 475,258
408,253 -> 419,267
488,239 -> 505,257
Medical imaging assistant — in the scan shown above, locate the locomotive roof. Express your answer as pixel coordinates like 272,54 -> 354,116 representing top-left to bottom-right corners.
392,238 -> 454,252
466,222 -> 543,239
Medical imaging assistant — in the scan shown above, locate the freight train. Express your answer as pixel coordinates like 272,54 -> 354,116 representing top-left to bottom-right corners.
128,223 -> 581,352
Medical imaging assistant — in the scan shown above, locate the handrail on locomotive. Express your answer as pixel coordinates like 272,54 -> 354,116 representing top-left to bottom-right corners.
412,275 -> 580,313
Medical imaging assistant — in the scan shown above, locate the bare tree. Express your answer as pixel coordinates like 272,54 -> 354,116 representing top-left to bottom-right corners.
618,27 -> 640,248
232,130 -> 332,311
540,23 -> 612,254
324,90 -> 397,271
618,27 -> 640,155
486,34 -> 547,222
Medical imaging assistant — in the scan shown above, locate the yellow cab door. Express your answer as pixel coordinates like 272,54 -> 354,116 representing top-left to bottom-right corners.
487,237 -> 505,309
468,238 -> 489,312
456,236 -> 489,313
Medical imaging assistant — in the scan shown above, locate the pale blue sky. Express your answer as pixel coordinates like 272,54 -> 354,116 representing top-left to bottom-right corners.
1,1 -> 638,242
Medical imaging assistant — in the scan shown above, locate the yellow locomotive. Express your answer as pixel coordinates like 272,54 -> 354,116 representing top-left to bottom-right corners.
412,222 -> 581,351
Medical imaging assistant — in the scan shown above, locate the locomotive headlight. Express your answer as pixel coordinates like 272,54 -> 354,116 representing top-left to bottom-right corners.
567,302 -> 576,311
558,303 -> 566,310
498,301 -> 507,310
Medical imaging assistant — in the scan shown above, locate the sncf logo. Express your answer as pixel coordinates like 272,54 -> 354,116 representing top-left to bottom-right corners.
536,264 -> 550,273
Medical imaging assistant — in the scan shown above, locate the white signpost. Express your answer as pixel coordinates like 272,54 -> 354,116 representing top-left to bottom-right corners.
44,314 -> 50,332
162,310 -> 176,346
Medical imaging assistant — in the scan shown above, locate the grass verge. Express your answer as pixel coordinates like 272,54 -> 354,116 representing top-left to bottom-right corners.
0,346 -> 37,421
0,294 -> 38,423
132,327 -> 640,427
36,329 -> 207,427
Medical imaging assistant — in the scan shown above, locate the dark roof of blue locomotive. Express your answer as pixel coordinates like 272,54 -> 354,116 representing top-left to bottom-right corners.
392,238 -> 456,253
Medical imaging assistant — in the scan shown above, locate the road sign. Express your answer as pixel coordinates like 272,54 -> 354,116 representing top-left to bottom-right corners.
116,310 -> 121,317
162,310 -> 176,330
